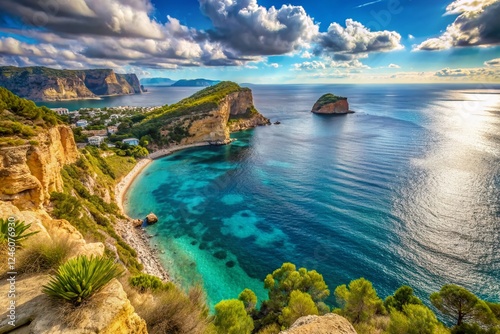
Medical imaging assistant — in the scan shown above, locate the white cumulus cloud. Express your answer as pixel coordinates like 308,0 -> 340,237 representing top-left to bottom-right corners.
415,0 -> 500,50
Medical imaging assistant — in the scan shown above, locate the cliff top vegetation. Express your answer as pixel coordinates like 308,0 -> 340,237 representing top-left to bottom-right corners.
314,93 -> 347,109
0,66 -> 118,78
0,87 -> 61,146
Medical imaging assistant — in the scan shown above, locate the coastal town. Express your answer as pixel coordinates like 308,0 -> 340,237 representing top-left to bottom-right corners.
51,105 -> 160,152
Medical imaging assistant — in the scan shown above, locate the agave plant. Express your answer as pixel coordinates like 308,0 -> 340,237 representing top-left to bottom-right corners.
0,218 -> 39,247
42,255 -> 123,306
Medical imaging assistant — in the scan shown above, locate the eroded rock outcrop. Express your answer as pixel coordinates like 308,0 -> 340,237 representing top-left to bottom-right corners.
0,66 -> 142,101
0,125 -> 78,209
312,94 -> 353,114
0,201 -> 147,334
280,314 -> 357,334
183,88 -> 270,145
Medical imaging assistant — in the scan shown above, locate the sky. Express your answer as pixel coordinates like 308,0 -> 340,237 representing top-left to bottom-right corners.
0,0 -> 499,83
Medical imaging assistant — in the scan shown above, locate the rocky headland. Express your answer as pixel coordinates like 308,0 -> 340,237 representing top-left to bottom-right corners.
0,66 -> 142,101
311,93 -> 354,114
133,81 -> 270,148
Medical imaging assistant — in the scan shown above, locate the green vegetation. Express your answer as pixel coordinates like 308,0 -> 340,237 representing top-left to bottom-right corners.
0,218 -> 39,248
239,288 -> 258,312
129,273 -> 174,293
0,87 -> 61,146
280,290 -> 319,328
133,284 -> 215,334
384,285 -> 423,312
210,263 -> 499,334
255,262 -> 329,330
388,304 -> 445,334
334,277 -> 385,324
214,299 -> 254,334
314,93 -> 347,109
50,146 -> 142,274
431,285 -> 497,328
14,237 -> 74,275
42,255 -> 123,306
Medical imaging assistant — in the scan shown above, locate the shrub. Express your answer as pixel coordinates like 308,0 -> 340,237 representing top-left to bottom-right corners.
136,285 -> 213,334
0,218 -> 39,248
129,273 -> 173,292
42,255 -> 123,306
214,299 -> 254,334
16,237 -> 74,274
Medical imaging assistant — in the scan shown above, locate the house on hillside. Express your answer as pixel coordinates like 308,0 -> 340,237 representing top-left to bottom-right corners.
51,108 -> 69,115
76,120 -> 88,128
122,138 -> 139,146
88,136 -> 105,146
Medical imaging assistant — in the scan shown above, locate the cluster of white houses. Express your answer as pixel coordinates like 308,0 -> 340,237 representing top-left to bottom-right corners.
51,107 -> 143,147
87,135 -> 139,147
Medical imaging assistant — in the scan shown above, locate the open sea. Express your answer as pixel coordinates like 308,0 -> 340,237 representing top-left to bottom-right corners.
41,84 -> 500,308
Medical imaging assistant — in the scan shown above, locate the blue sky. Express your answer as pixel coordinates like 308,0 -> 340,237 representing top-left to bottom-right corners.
0,0 -> 499,83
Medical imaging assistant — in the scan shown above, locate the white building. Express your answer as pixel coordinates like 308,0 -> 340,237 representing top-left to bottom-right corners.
51,108 -> 69,115
88,136 -> 105,146
122,138 -> 139,146
76,120 -> 88,128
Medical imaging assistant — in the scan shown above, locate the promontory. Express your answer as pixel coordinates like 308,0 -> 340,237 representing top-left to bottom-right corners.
311,93 -> 354,114
0,66 -> 142,101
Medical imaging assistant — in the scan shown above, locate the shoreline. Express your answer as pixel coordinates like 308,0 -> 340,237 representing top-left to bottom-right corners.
114,141 -> 213,281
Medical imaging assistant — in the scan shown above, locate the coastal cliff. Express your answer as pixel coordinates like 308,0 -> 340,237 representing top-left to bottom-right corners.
0,90 -> 150,332
133,81 -> 270,148
311,93 -> 352,114
0,66 -> 142,101
0,125 -> 78,209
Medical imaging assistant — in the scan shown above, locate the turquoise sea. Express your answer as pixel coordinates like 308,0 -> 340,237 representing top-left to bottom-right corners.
42,84 -> 500,308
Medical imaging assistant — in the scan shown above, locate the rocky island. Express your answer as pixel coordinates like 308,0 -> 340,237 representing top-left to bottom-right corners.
311,93 -> 354,114
0,66 -> 142,101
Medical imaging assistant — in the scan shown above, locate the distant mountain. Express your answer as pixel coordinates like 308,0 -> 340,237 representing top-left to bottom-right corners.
171,79 -> 221,87
140,77 -> 176,86
0,66 -> 141,101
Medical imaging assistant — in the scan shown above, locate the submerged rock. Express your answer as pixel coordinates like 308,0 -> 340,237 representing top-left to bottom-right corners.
311,93 -> 354,114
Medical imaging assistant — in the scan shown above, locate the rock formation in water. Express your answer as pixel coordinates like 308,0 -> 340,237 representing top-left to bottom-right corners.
311,93 -> 353,114
280,314 -> 357,334
0,66 -> 142,101
133,81 -> 270,148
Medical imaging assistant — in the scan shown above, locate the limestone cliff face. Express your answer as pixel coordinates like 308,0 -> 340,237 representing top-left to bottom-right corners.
0,66 -> 142,101
118,73 -> 143,93
82,69 -> 140,96
280,314 -> 357,334
0,125 -> 78,209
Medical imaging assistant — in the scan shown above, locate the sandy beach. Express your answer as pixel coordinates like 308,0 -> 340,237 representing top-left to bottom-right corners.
113,142 -> 212,281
